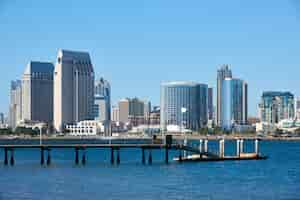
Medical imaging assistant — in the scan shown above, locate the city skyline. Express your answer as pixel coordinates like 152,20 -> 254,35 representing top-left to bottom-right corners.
2,0 -> 300,116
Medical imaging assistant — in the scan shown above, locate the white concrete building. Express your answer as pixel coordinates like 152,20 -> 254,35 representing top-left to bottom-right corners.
66,120 -> 104,136
54,49 -> 95,132
22,61 -> 54,124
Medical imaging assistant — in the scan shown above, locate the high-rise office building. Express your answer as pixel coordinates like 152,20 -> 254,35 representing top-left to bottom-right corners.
160,81 -> 208,132
259,92 -> 294,124
94,77 -> 111,122
22,61 -> 54,124
217,65 -> 248,130
220,78 -> 248,130
54,49 -> 95,132
217,65 -> 232,126
9,80 -> 22,129
208,87 -> 214,120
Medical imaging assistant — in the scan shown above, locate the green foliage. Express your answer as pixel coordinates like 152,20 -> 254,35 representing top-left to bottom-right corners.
198,127 -> 209,135
211,127 -> 224,135
14,127 -> 39,136
0,128 -> 13,135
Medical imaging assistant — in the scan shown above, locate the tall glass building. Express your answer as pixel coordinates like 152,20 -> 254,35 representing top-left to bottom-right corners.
217,65 -> 232,126
259,92 -> 294,124
94,77 -> 111,122
221,78 -> 248,130
160,81 -> 208,132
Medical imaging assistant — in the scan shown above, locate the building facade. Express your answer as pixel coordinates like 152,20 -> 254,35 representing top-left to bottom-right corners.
217,65 -> 232,126
65,120 -> 105,136
259,92 -> 294,124
160,81 -> 208,132
9,80 -> 22,129
208,87 -> 214,120
22,61 -> 54,124
54,49 -> 95,132
111,106 -> 119,122
118,98 -> 147,126
220,78 -> 248,130
296,97 -> 300,119
94,77 -> 111,122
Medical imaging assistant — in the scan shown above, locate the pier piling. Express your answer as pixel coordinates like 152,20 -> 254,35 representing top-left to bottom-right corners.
204,140 -> 208,153
255,139 -> 259,156
199,139 -> 203,153
40,147 -> 44,165
82,149 -> 86,165
142,148 -> 145,164
10,149 -> 14,166
4,148 -> 8,165
110,148 -> 114,165
46,149 -> 51,166
75,148 -> 79,165
148,149 -> 152,165
183,138 -> 188,157
165,147 -> 169,164
178,150 -> 182,162
116,149 -> 120,165
219,139 -> 225,158
236,139 -> 240,157
240,139 -> 244,154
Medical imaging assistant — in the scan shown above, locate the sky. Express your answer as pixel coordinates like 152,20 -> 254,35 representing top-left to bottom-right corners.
1,0 -> 300,116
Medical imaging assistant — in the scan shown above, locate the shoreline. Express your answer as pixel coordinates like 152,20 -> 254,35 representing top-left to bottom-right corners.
0,135 -> 300,141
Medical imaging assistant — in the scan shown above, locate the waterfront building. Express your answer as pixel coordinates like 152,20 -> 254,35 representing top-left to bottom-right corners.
208,87 -> 214,121
22,61 -> 54,124
118,98 -> 147,126
54,49 -> 95,132
65,120 -> 105,136
217,65 -> 232,126
9,80 -> 22,129
217,65 -> 248,131
259,91 -> 294,124
160,81 -> 208,132
94,77 -> 111,122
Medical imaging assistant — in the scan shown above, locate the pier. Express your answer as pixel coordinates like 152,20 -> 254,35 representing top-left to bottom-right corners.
0,136 -> 267,166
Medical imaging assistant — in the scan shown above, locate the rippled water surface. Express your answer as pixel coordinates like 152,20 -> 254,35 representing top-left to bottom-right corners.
0,139 -> 299,200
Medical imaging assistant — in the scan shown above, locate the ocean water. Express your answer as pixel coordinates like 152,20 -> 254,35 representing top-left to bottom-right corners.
0,139 -> 299,200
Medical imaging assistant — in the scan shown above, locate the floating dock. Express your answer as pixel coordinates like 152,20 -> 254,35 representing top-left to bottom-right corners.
174,153 -> 268,162
174,138 -> 268,162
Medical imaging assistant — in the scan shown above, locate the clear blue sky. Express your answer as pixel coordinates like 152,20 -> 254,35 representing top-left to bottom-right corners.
1,0 -> 300,116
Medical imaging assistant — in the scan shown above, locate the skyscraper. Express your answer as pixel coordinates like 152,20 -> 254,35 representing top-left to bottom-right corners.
217,65 -> 232,126
54,49 -> 95,132
22,61 -> 54,124
160,81 -> 208,132
220,78 -> 248,130
9,80 -> 22,129
94,77 -> 111,122
208,87 -> 214,120
259,92 -> 294,124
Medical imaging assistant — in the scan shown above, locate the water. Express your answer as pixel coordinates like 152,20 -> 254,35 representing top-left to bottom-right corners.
0,140 -> 299,200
